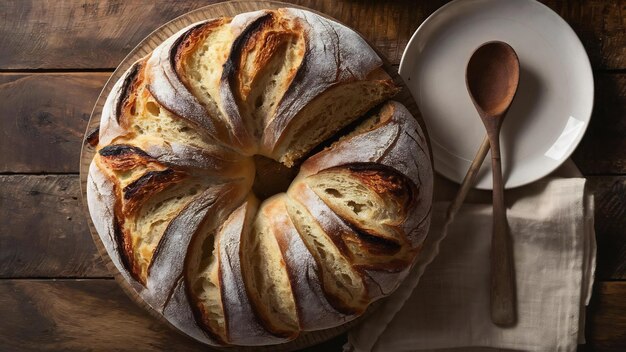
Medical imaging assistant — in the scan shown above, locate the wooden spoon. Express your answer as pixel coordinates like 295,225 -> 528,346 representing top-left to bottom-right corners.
466,41 -> 520,327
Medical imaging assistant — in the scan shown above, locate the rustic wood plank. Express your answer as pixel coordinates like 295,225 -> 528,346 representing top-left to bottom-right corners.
0,279 -> 208,351
1,174 -> 624,281
0,0 -> 443,69
545,0 -> 626,71
0,279 -> 624,351
0,280 -> 346,351
587,176 -> 626,280
0,0 -> 223,70
585,281 -> 626,351
0,175 -> 108,278
0,73 -> 109,173
0,0 -> 623,69
2,72 -> 624,174
574,74 -> 626,175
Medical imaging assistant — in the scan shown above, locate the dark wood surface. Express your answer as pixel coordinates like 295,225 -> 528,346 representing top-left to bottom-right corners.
0,0 -> 624,350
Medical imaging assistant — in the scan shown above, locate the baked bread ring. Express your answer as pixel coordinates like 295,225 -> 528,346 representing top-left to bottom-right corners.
87,8 -> 432,346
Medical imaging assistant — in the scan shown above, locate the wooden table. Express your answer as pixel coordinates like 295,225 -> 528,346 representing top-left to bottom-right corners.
0,1 -> 624,350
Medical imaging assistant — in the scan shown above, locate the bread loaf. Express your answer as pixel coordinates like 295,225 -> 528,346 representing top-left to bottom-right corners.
87,8 -> 432,347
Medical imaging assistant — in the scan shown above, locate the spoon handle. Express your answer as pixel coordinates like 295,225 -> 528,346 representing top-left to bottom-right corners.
488,133 -> 517,327
444,135 -> 490,229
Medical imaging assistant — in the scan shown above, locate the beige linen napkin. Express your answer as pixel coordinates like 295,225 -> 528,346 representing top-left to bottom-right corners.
348,161 -> 596,352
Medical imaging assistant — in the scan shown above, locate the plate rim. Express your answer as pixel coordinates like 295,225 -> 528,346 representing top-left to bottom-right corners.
398,0 -> 594,189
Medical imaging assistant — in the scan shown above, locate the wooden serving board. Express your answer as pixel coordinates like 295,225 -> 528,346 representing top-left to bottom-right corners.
79,1 -> 431,350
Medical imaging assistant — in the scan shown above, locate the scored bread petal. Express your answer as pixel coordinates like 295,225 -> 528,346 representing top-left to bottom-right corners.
218,195 -> 291,345
144,22 -> 230,147
141,181 -> 249,345
99,59 -> 235,163
142,141 -> 245,176
146,182 -> 249,306
99,61 -> 142,146
173,17 -> 265,154
286,183 -> 369,314
300,101 -> 433,247
240,196 -> 300,338
266,194 -> 356,331
292,101 -> 433,297
221,10 -> 305,147
260,8 -> 398,166
162,278 -> 222,346
87,160 -> 143,293
94,147 -> 188,283
94,148 -> 236,284
286,180 -> 415,301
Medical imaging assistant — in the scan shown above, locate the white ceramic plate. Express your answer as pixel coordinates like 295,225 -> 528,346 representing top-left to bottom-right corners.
399,0 -> 593,189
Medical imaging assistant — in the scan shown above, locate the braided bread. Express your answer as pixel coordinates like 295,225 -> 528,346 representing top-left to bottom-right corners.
87,8 -> 432,346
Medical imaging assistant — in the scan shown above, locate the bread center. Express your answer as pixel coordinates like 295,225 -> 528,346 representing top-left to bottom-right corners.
252,155 -> 299,200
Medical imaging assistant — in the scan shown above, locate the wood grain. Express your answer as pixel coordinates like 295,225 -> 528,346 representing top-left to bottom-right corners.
0,0 -> 623,70
1,279 -> 626,351
574,74 -> 626,175
0,279 -> 217,351
0,175 -> 108,278
585,281 -> 626,351
546,0 -> 626,71
0,73 -> 109,173
288,0 -> 446,68
0,0 -> 222,70
587,176 -> 626,280
0,280 -> 347,351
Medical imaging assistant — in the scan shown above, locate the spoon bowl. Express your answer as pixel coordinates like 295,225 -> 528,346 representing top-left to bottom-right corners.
467,42 -> 520,119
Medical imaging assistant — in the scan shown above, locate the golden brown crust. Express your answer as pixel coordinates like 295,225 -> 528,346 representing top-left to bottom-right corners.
97,144 -> 187,216
285,182 -> 369,315
100,179 -> 140,282
174,19 -> 230,72
113,217 -> 141,284
196,253 -> 228,344
84,127 -> 100,147
238,201 -> 299,340
220,13 -> 275,142
98,144 -> 153,169
341,163 -> 415,219
88,8 -> 433,347
197,306 -> 227,344
117,60 -> 146,131
151,184 -> 250,344
234,13 -> 303,100
96,145 -> 189,285
122,169 -> 186,213
222,13 -> 274,93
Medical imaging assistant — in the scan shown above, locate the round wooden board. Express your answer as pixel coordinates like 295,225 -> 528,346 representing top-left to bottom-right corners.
79,1 -> 431,350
